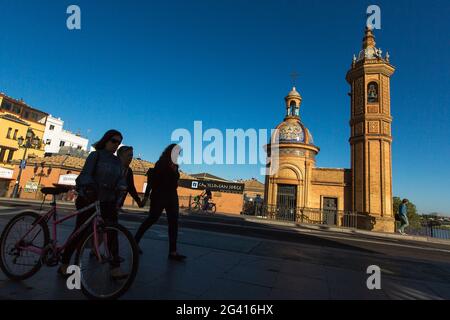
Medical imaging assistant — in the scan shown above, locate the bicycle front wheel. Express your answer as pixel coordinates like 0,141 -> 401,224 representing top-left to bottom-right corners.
190,202 -> 201,213
75,223 -> 139,300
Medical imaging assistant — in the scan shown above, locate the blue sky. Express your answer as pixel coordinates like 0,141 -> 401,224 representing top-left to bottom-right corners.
0,0 -> 449,214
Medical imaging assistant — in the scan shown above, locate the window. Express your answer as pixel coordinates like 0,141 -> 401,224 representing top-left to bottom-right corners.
23,111 -> 29,119
0,148 -> 6,162
323,197 -> 337,210
13,129 -> 18,140
367,82 -> 379,103
289,101 -> 299,117
77,145 -> 82,150
12,105 -> 21,114
46,139 -> 51,145
6,128 -> 12,139
6,150 -> 14,163
1,101 -> 12,111
31,113 -> 38,121
49,125 -> 55,130
59,141 -> 65,147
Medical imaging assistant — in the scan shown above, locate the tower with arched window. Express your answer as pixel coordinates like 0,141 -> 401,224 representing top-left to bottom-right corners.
346,26 -> 396,232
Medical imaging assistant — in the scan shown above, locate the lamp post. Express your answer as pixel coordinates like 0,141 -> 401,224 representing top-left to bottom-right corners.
34,162 -> 52,199
11,129 -> 41,198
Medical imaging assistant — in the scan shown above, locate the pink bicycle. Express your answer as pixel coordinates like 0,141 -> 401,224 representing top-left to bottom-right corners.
0,186 -> 139,300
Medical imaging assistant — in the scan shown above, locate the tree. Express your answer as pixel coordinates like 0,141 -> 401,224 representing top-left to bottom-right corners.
393,197 -> 421,228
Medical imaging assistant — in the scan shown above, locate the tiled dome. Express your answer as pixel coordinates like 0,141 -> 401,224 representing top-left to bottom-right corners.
275,119 -> 314,145
278,120 -> 305,142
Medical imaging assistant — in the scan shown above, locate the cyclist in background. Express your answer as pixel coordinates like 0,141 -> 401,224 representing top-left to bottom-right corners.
201,187 -> 212,210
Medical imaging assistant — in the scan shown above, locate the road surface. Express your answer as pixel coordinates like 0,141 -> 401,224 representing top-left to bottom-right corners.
0,201 -> 449,300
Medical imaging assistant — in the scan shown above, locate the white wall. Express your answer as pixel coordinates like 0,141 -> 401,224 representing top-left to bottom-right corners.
43,115 -> 64,154
43,115 -> 89,154
59,130 -> 89,151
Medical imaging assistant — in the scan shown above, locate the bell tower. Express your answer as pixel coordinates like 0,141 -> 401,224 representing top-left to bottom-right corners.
346,27 -> 396,232
285,87 -> 302,118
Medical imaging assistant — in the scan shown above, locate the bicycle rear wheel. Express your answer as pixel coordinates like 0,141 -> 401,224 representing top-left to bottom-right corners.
74,223 -> 139,300
0,212 -> 49,280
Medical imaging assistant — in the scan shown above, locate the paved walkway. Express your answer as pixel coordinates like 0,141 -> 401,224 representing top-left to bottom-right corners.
0,212 -> 450,300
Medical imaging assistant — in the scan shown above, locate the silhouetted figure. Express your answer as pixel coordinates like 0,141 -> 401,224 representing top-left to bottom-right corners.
398,198 -> 409,235
254,194 -> 263,216
117,146 -> 142,208
134,144 -> 186,261
59,129 -> 128,279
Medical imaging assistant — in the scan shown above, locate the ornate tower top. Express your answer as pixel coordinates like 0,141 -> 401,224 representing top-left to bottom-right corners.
284,86 -> 302,119
272,86 -> 315,147
362,26 -> 376,49
353,27 -> 390,65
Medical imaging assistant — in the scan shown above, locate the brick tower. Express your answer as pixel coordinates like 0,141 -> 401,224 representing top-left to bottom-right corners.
346,27 -> 396,232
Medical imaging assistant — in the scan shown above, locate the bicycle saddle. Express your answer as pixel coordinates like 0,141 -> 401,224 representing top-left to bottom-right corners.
41,186 -> 72,195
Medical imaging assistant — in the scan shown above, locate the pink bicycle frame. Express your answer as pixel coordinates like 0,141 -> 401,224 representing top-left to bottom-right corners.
16,197 -> 108,261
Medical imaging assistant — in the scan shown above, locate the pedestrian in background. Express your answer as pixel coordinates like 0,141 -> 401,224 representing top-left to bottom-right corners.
398,198 -> 409,235
254,194 -> 263,216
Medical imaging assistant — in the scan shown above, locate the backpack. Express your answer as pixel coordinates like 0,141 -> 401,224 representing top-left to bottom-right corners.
76,151 -> 100,204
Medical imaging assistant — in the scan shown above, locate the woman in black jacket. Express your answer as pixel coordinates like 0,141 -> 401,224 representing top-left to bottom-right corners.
134,144 -> 186,261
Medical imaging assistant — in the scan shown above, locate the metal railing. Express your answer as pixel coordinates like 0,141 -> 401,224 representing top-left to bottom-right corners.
242,203 -> 450,239
404,224 -> 450,240
241,204 -> 366,229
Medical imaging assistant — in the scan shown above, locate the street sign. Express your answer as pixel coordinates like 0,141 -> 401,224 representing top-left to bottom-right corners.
58,174 -> 78,186
0,167 -> 13,179
24,181 -> 38,192
19,160 -> 26,169
178,179 -> 244,194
